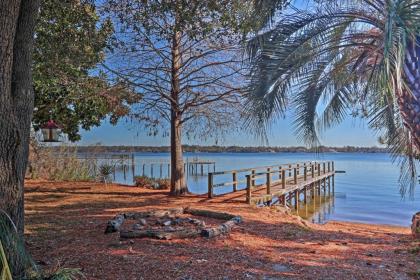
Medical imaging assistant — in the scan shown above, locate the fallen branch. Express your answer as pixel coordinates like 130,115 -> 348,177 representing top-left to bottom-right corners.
184,208 -> 237,220
120,228 -> 202,240
201,217 -> 242,238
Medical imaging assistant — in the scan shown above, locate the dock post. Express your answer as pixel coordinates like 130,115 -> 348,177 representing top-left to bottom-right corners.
304,186 -> 307,204
294,168 -> 297,184
294,190 -> 299,210
201,164 -> 204,176
311,183 -> 315,199
131,154 -> 135,181
279,166 -> 282,180
266,168 -> 271,194
281,170 -> 286,188
318,163 -> 321,177
297,164 -> 300,175
332,161 -> 335,171
251,169 -> 256,187
328,176 -> 331,195
246,175 -> 252,204
208,173 -> 214,198
142,164 -> 145,176
323,162 -> 326,174
311,164 -> 315,178
304,164 -> 307,181
160,164 -> 163,178
233,172 -> 237,192
168,164 -> 170,177
332,174 -> 335,193
288,164 -> 292,176
328,162 -> 331,172
151,164 -> 154,178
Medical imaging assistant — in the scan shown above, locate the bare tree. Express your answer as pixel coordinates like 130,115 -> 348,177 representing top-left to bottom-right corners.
102,0 -> 249,195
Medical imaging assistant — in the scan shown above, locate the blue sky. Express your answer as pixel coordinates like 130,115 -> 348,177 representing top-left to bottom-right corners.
78,0 -> 379,148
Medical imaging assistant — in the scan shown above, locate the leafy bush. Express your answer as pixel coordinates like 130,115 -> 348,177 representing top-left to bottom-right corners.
134,176 -> 154,188
134,176 -> 170,190
155,179 -> 170,190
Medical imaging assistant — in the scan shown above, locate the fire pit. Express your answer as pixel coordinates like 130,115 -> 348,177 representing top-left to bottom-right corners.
105,207 -> 242,240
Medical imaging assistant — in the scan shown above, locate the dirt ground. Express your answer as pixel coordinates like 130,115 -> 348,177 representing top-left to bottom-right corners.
24,180 -> 420,280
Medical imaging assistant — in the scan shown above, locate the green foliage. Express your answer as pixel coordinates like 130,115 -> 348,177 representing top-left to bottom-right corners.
33,0 -> 138,141
246,0 -> 419,196
98,163 -> 114,183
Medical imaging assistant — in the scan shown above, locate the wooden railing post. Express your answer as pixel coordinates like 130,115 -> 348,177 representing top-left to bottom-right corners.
251,169 -> 256,187
232,171 -> 237,192
311,164 -> 315,178
332,161 -> 335,171
304,165 -> 307,181
288,164 -> 292,176
297,164 -> 300,175
318,163 -> 321,177
294,168 -> 297,184
328,162 -> 331,172
208,173 -> 214,198
281,169 -> 286,189
266,168 -> 271,194
323,162 -> 326,174
246,175 -> 252,204
279,166 -> 282,180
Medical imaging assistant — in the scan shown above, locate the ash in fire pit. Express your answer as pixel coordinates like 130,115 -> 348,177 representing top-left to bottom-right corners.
105,207 -> 242,240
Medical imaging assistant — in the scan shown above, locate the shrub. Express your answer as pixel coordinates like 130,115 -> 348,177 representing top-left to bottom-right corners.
134,176 -> 170,190
155,179 -> 170,190
98,163 -> 114,184
28,140 -> 96,182
134,176 -> 154,188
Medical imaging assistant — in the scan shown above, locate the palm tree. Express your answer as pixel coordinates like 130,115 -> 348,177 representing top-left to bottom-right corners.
246,0 -> 419,195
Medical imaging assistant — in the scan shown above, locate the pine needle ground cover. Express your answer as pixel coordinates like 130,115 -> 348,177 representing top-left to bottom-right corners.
25,180 -> 419,280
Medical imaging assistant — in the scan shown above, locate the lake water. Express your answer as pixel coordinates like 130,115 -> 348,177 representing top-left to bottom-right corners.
110,152 -> 420,227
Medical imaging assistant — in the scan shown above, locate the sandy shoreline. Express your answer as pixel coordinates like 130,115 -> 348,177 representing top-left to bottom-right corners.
24,180 -> 419,279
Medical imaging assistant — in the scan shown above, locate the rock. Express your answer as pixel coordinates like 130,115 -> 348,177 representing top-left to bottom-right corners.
163,220 -> 172,226
139,218 -> 147,226
412,212 -> 420,238
273,264 -> 290,273
133,224 -> 143,230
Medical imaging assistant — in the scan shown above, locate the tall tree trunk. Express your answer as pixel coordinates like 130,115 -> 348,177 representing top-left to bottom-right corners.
170,25 -> 187,195
403,39 -> 420,155
0,0 -> 39,277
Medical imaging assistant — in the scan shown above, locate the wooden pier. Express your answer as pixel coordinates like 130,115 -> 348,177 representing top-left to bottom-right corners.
207,161 -> 335,207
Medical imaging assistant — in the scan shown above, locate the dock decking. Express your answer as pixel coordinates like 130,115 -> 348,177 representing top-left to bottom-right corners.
207,161 -> 335,208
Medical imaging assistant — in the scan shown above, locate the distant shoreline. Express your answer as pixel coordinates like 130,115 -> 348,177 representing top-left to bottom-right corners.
54,145 -> 388,154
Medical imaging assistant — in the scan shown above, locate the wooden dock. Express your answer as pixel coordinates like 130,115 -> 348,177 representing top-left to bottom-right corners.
207,161 -> 335,208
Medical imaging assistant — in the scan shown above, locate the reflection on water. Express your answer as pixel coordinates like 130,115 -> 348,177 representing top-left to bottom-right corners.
292,193 -> 337,224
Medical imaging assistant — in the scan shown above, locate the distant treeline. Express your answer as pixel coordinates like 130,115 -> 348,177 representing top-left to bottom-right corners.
52,145 -> 388,154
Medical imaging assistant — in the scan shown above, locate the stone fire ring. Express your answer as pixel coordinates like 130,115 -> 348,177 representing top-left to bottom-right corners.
104,207 -> 242,240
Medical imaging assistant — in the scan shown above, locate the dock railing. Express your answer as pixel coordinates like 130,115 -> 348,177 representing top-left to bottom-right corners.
244,161 -> 334,204
208,161 -> 335,200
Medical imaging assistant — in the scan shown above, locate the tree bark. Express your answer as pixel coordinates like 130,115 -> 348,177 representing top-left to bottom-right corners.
403,39 -> 420,155
0,0 -> 39,277
170,20 -> 187,195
